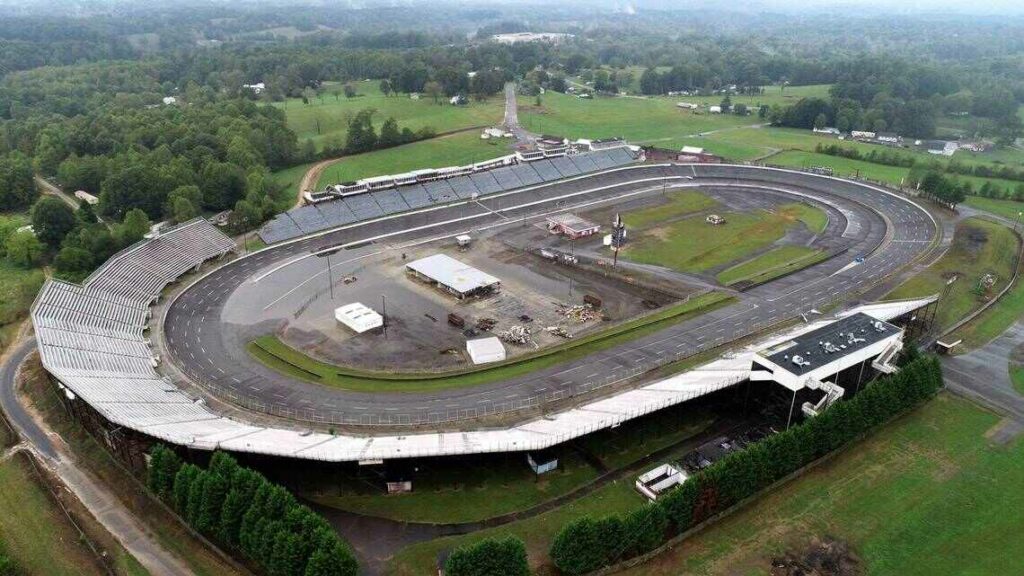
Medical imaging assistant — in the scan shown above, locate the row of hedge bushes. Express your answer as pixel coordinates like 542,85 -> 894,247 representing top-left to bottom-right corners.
147,448 -> 357,576
445,536 -> 530,576
550,353 -> 943,574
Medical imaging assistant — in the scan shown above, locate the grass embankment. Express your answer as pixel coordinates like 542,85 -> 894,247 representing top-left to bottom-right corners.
623,202 -> 828,274
21,357 -> 245,576
887,217 -> 1019,335
0,416 -> 145,575
619,394 -> 1024,576
249,291 -> 732,393
964,196 -> 1024,222
315,131 -> 510,190
308,404 -> 717,524
274,80 -> 503,151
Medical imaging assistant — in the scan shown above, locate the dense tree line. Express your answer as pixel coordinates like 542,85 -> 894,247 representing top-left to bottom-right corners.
550,354 -> 943,574
444,537 -> 529,576
148,448 -> 357,576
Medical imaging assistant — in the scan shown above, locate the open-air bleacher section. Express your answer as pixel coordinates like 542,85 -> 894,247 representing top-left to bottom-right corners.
31,218 -> 236,434
258,147 -> 641,245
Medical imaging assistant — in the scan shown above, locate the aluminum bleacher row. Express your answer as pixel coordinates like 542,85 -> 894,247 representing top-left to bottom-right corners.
31,218 -> 236,430
258,147 -> 639,244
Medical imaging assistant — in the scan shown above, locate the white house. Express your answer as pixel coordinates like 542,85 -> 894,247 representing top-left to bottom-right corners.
243,82 -> 266,95
708,105 -> 722,114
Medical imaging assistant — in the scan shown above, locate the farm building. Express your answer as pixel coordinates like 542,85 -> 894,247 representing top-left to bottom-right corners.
406,254 -> 500,299
546,213 -> 601,239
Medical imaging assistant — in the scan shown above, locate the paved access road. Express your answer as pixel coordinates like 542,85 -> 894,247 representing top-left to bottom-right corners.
163,164 -> 937,426
0,337 -> 197,576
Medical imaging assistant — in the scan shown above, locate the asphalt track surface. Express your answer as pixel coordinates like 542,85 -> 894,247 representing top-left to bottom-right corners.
164,164 -> 937,426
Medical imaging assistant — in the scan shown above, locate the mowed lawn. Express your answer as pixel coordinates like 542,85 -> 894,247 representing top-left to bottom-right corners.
390,480 -> 646,575
623,202 -> 828,273
964,195 -> 1024,222
274,80 -> 503,150
519,91 -> 754,144
619,394 -> 1024,576
315,131 -> 512,189
887,217 -> 1018,332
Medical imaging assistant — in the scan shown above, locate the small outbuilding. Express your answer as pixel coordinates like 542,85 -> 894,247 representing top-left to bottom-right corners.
466,336 -> 506,365
334,302 -> 384,333
636,463 -> 687,501
527,450 -> 559,475
546,213 -> 601,239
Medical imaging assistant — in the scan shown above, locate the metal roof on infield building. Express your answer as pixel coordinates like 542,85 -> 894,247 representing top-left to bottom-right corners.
406,254 -> 500,295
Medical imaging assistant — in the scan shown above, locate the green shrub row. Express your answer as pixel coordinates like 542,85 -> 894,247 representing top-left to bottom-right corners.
148,448 -> 357,576
445,536 -> 530,576
550,353 -> 943,574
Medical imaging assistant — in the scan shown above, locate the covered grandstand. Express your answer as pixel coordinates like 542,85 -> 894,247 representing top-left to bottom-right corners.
259,147 -> 640,245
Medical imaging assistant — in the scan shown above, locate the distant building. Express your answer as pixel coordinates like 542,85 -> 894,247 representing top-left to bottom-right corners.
918,140 -> 958,157
851,130 -> 876,140
576,92 -> 593,99
678,146 -> 723,163
676,102 -> 699,110
813,126 -> 840,135
162,96 -> 178,106
876,133 -> 901,144
449,94 -> 468,106
243,82 -> 265,95
959,141 -> 990,153
546,213 -> 601,239
491,32 -> 573,45
708,105 -> 723,114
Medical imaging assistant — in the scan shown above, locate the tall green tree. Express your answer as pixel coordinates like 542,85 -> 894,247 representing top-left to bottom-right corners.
30,196 -> 77,249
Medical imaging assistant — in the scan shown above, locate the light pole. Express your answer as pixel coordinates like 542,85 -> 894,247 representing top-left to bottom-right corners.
1015,211 -> 1022,232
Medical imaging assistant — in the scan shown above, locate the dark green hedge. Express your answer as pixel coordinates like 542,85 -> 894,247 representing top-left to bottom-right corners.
445,536 -> 529,576
551,354 -> 943,574
148,449 -> 357,576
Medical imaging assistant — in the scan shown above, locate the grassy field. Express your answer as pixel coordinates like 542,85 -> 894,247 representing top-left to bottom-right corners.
716,246 -> 828,286
520,91 -> 755,145
308,404 -> 717,524
623,202 -> 828,274
273,80 -> 503,151
22,358 -> 245,576
249,292 -> 731,393
315,131 -> 511,189
390,478 -> 646,575
964,196 -> 1024,222
622,190 -> 719,228
887,218 -> 1019,332
619,394 -> 1024,576
945,255 -> 1024,350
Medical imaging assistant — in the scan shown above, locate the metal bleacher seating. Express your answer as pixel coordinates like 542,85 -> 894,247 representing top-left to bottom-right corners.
258,148 -> 640,245
31,218 -> 237,434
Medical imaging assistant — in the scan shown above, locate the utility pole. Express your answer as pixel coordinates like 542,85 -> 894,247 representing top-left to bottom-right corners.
381,295 -> 387,339
326,251 -> 334,300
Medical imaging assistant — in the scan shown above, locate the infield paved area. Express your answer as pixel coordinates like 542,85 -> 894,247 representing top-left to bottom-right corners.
163,164 -> 937,426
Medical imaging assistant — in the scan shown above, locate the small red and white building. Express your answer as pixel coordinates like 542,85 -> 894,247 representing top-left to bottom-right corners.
546,214 -> 601,239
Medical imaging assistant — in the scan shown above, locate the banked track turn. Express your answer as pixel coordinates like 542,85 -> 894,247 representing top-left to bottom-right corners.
162,163 -> 937,427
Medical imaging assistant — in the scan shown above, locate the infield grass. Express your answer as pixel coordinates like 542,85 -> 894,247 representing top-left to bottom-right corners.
623,202 -> 828,274
716,246 -> 828,286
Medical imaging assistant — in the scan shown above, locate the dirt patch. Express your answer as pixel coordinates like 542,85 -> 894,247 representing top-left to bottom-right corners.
770,536 -> 862,576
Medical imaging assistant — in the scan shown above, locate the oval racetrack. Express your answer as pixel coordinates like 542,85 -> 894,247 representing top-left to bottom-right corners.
163,164 -> 937,427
